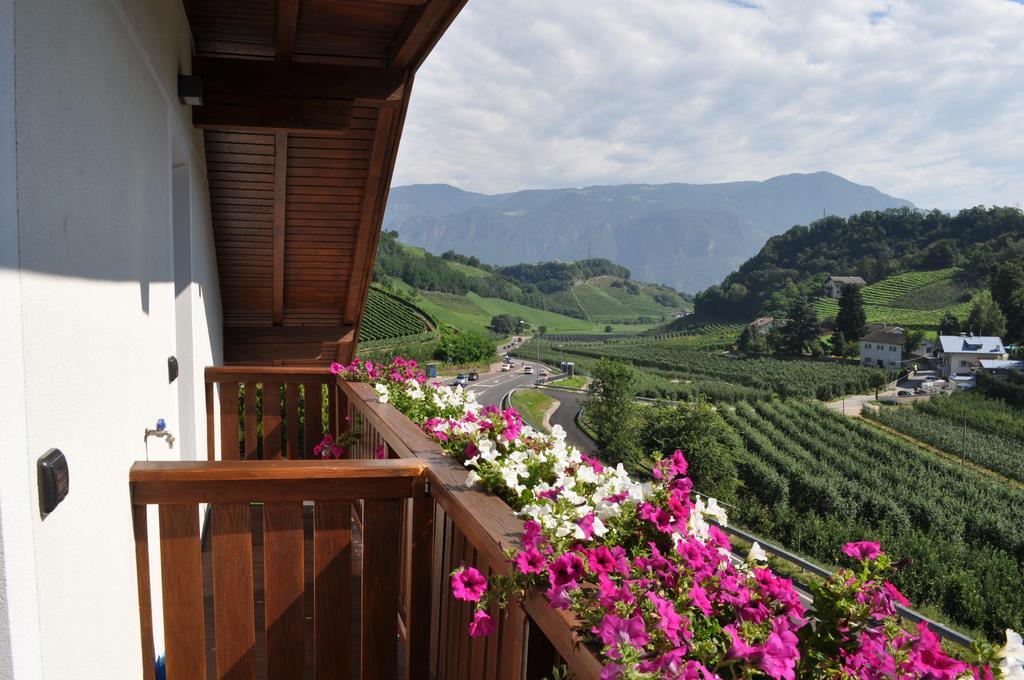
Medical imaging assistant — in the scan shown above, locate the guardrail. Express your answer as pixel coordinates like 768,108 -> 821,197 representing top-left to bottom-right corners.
713,522 -> 975,649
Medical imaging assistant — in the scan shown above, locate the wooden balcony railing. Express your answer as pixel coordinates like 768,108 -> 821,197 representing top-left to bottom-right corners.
134,365 -> 603,679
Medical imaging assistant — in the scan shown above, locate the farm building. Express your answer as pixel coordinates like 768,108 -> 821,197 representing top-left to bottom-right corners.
938,334 -> 1008,378
823,275 -> 866,299
859,327 -> 907,369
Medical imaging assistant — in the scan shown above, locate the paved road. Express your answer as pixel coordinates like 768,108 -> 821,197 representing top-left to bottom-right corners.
544,388 -> 599,455
461,361 -> 553,408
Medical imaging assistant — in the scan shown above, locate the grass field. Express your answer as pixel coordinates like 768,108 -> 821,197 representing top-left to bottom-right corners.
511,389 -> 557,433
813,268 -> 981,330
550,375 -> 588,389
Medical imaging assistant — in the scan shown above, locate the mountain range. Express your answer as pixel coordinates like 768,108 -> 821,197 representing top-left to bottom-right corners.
383,172 -> 914,293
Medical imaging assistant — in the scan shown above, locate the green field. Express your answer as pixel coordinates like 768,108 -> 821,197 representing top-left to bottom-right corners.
410,288 -> 659,336
813,268 -> 981,330
358,286 -> 437,348
510,389 -> 557,433
721,398 -> 1024,639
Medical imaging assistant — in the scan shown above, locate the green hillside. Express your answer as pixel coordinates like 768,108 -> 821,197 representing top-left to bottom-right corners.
812,268 -> 982,330
410,287 -> 653,336
357,286 -> 438,348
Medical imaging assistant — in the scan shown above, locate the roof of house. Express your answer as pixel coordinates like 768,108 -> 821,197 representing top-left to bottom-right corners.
979,359 -> 1024,371
826,276 -> 866,285
750,316 -> 774,328
860,328 -> 906,345
938,335 -> 1005,355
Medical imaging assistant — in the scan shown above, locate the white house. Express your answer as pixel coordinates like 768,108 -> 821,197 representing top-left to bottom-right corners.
823,275 -> 866,299
749,316 -> 776,339
859,327 -> 906,369
938,335 -> 1008,378
0,1 -> 463,677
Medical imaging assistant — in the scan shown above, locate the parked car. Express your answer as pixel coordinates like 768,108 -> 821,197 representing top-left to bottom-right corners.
468,372 -> 479,381
914,388 -> 928,395
524,365 -> 534,374
897,390 -> 913,397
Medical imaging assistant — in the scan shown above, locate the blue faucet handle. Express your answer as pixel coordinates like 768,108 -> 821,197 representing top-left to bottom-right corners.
156,418 -> 166,431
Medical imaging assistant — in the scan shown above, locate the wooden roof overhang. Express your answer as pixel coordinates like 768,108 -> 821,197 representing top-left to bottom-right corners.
183,0 -> 466,364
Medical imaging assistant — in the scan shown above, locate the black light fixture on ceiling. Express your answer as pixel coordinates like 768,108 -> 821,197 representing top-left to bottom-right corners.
177,74 -> 204,106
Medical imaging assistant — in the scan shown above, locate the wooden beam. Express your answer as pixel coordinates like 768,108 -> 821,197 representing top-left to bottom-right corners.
193,57 -> 406,102
276,0 -> 300,61
342,78 -> 412,333
389,0 -> 468,72
273,132 -> 287,325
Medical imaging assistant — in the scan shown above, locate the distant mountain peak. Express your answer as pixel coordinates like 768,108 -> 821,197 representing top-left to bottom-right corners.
384,174 -> 913,293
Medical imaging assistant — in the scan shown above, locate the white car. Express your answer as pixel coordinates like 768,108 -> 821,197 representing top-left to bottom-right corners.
524,365 -> 534,375
500,364 -> 510,372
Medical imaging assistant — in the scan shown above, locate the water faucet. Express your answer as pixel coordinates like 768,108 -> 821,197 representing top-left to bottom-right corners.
145,418 -> 175,449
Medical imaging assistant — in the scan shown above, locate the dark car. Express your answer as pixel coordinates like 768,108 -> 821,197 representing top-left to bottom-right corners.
897,390 -> 914,397
468,372 -> 480,381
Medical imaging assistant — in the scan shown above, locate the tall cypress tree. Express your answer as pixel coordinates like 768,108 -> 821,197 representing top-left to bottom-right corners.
835,285 -> 867,341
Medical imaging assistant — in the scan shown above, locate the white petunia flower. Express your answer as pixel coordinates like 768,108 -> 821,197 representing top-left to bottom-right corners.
746,542 -> 768,563
703,497 -> 728,526
464,471 -> 480,487
999,629 -> 1024,680
373,383 -> 390,403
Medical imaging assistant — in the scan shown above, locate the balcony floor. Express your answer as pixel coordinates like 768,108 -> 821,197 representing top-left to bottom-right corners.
200,504 -> 405,679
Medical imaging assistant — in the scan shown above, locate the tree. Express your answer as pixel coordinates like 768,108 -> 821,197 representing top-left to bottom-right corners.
435,330 -> 495,364
990,261 -> 1024,342
780,296 -> 820,354
835,286 -> 867,341
966,292 -> 1007,337
640,400 -> 741,502
604,324 -> 614,333
586,358 -> 642,467
489,314 -> 521,335
829,331 -> 847,357
905,329 -> 925,353
938,313 -> 960,336
737,326 -> 754,353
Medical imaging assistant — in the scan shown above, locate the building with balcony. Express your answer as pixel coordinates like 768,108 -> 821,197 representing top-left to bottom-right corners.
938,334 -> 1007,378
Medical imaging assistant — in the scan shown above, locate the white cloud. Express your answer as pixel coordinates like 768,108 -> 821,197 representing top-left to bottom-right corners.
393,0 -> 1024,211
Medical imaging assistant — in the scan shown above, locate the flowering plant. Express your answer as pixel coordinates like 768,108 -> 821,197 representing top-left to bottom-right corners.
310,411 -> 362,460
335,357 -> 1019,679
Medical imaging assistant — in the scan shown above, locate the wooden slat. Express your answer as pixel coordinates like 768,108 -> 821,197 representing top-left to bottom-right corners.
286,383 -> 300,459
273,132 -> 286,326
221,382 -> 241,461
406,477 -> 433,680
211,503 -> 256,679
362,498 -> 403,679
132,504 -> 157,680
130,460 -> 424,505
158,504 -> 206,680
206,381 -> 216,461
243,382 -> 258,459
314,500 -> 352,678
275,0 -> 300,61
262,381 -> 282,460
303,382 -> 322,459
263,502 -> 305,679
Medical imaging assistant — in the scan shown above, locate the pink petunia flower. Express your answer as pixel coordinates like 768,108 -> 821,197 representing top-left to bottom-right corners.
374,443 -> 386,460
841,541 -> 883,561
593,614 -> 649,659
468,609 -> 496,638
514,548 -> 546,575
451,567 -> 487,602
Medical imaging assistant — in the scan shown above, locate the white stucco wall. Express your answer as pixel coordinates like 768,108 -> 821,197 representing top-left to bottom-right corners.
0,0 -> 222,677
860,341 -> 902,369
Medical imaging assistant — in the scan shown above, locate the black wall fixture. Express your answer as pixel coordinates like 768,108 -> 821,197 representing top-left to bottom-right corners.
168,355 -> 179,383
38,449 -> 69,517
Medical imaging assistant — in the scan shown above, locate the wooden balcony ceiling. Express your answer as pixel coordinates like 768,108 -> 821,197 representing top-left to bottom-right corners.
184,0 -> 466,364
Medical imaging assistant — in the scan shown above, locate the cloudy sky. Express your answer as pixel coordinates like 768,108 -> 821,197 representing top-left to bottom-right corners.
392,0 -> 1024,211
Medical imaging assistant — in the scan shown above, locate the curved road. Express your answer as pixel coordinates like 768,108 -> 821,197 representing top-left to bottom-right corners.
458,362 -> 598,455
544,388 -> 598,455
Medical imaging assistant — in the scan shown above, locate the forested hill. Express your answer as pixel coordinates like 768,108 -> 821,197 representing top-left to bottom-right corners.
371,230 -> 691,321
694,206 -> 1024,319
384,172 -> 913,293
